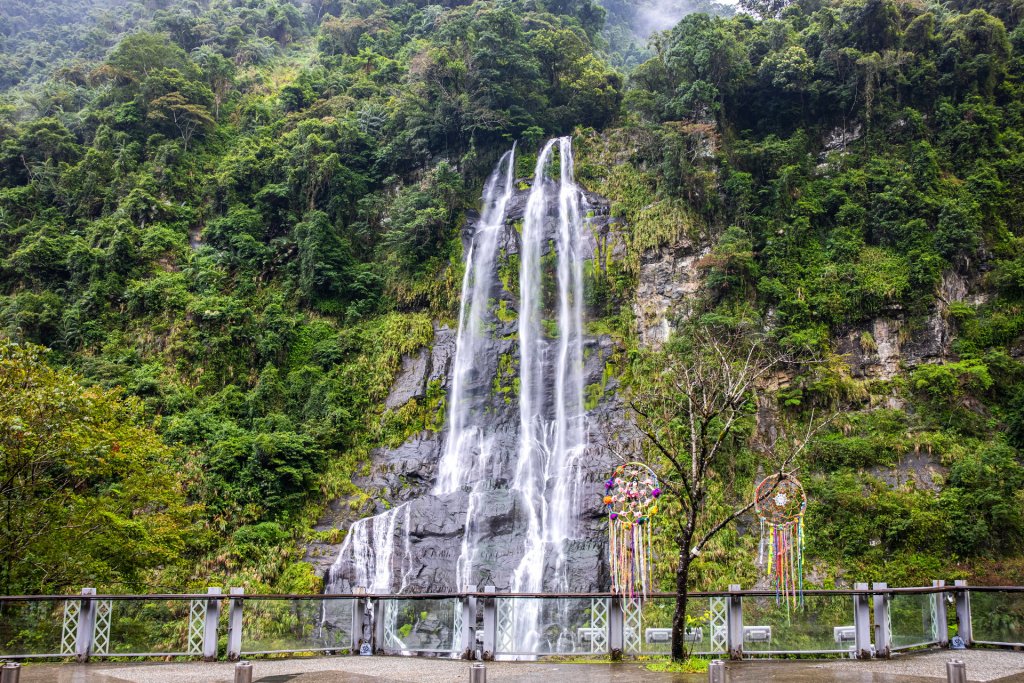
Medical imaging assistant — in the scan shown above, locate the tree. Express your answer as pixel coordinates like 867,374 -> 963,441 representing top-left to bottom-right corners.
193,47 -> 236,121
737,0 -> 793,20
107,32 -> 195,83
0,339 -> 202,594
147,90 -> 215,151
382,161 -> 465,272
630,326 -> 830,661
661,14 -> 748,120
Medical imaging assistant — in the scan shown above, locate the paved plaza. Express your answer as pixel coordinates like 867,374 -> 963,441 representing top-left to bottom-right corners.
10,650 -> 1024,682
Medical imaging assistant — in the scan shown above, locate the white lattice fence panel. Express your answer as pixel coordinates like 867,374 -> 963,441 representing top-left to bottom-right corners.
61,600 -> 80,656
710,597 -> 727,653
590,598 -> 609,653
886,599 -> 893,646
495,598 -> 514,654
93,600 -> 112,655
451,600 -> 464,652
382,601 -> 403,650
187,599 -> 205,655
622,599 -> 641,654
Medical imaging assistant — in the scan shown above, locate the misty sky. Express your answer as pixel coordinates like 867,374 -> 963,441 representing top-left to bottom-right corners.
632,0 -> 738,37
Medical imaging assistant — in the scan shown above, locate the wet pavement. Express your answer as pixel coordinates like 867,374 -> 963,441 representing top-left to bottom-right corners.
10,650 -> 1024,682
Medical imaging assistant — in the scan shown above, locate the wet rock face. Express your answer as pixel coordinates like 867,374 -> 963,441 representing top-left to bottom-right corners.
384,325 -> 457,410
311,181 -> 630,593
838,270 -> 983,379
385,349 -> 429,410
634,241 -> 709,349
866,451 -> 946,492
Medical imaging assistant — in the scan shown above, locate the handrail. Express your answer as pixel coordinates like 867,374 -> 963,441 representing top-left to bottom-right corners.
0,593 -> 221,601
0,582 -> 1020,661
0,584 -> 1001,602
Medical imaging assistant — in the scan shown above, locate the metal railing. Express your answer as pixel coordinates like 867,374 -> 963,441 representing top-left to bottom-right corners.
0,582 -> 1019,662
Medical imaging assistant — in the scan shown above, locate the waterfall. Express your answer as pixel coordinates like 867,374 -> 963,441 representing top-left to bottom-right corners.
326,148 -> 516,594
549,137 -> 587,583
510,137 -> 588,652
325,139 -> 590,620
434,147 -> 516,495
438,147 -> 516,591
325,503 -> 410,593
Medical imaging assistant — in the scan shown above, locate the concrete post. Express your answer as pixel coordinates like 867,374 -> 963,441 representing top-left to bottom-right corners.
708,660 -> 725,683
226,588 -> 244,661
481,586 -> 496,661
954,580 -> 972,646
1,662 -> 21,683
932,581 -> 949,647
608,597 -> 624,658
872,582 -> 891,659
469,662 -> 487,683
947,659 -> 966,683
727,584 -> 743,660
461,587 -> 477,659
853,582 -> 873,659
203,587 -> 222,661
372,598 -> 385,653
234,661 -> 253,683
75,587 -> 97,663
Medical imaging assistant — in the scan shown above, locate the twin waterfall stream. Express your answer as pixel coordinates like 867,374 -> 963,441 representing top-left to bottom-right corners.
325,138 -> 595,654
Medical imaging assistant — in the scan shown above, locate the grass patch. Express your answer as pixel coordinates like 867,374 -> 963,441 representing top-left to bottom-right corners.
541,655 -> 614,663
646,657 -> 711,673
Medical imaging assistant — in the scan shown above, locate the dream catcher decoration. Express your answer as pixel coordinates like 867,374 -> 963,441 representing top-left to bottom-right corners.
603,462 -> 661,601
755,474 -> 806,607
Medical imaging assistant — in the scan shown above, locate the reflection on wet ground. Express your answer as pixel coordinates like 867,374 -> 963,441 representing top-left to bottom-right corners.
12,650 -> 1024,683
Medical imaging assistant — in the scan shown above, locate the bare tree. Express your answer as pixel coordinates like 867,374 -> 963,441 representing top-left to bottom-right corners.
630,325 -> 832,661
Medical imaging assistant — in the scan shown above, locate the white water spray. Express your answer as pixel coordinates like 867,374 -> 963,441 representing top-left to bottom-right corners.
434,147 -> 516,496
325,503 -> 410,593
510,137 -> 588,653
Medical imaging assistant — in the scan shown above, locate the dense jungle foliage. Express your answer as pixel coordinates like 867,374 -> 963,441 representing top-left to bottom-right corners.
1,0 -> 1024,595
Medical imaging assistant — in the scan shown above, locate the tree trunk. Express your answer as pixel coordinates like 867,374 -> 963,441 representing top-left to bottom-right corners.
671,548 -> 693,661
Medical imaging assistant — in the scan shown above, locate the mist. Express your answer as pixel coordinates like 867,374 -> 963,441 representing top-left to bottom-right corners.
631,0 -> 736,38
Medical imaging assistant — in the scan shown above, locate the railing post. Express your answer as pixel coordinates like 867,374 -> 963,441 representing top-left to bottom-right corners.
727,584 -> 743,660
481,586 -> 496,661
226,588 -> 244,661
372,597 -> 385,653
932,580 -> 949,647
853,582 -> 873,659
872,582 -> 891,659
203,587 -> 222,661
954,580 -> 972,646
461,586 -> 477,659
352,587 -> 368,654
608,596 -> 623,658
75,587 -> 96,663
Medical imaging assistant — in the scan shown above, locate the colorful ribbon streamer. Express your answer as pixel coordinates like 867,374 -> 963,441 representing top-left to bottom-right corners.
755,474 -> 806,608
604,462 -> 660,601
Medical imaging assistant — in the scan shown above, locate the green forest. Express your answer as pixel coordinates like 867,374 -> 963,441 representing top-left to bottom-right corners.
1,0 -> 1024,598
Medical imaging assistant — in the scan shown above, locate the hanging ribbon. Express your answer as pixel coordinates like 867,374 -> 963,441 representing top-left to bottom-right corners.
755,474 -> 806,608
604,462 -> 660,602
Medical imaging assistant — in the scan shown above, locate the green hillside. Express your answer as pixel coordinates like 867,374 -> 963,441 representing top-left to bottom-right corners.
1,0 -> 1023,595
